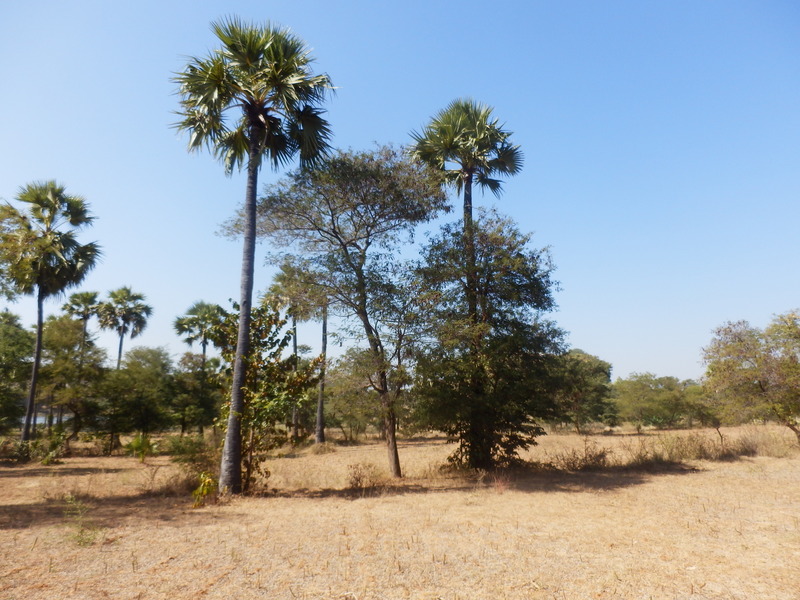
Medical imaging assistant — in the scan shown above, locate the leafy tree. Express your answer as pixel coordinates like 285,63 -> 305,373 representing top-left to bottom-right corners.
325,349 -> 384,442
703,312 -> 800,442
97,287 -> 153,369
0,181 -> 100,441
551,350 -> 614,433
175,17 -> 333,494
98,347 -> 174,445
269,261 -> 330,443
0,311 -> 34,434
173,353 -> 225,435
248,146 -> 447,477
414,211 -> 563,469
215,298 -> 319,491
39,314 -> 106,448
410,99 -> 522,326
612,373 -> 690,431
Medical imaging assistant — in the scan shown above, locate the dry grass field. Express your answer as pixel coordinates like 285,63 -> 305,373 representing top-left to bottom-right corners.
2,426 -> 799,599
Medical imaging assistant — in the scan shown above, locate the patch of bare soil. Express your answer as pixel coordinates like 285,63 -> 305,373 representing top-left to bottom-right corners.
1,430 -> 798,599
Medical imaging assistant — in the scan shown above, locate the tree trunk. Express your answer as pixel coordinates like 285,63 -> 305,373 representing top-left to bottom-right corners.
379,371 -> 402,478
315,302 -> 327,444
21,290 -> 45,442
291,314 -> 299,442
787,421 -> 800,444
116,332 -> 124,370
218,132 -> 259,495
462,173 -> 478,328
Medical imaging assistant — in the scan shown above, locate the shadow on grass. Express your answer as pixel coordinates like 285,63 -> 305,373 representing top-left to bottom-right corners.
0,457 -> 706,530
0,465 -> 127,478
261,460 -> 700,500
0,490 -> 237,531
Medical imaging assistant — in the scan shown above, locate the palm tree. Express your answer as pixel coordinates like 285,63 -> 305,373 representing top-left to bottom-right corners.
174,17 -> 333,493
409,99 -> 522,323
174,301 -> 225,368
63,291 -> 99,354
0,181 -> 100,441
97,287 -> 152,369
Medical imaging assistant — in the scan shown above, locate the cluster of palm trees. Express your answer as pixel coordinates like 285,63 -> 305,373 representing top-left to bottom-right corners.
172,17 -> 525,491
1,17 -> 527,490
0,183 -> 153,442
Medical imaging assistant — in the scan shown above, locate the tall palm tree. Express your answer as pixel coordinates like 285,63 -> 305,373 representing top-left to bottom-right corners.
174,17 -> 333,493
63,291 -> 99,355
174,301 -> 225,368
97,287 -> 152,369
0,181 -> 100,441
409,99 -> 522,323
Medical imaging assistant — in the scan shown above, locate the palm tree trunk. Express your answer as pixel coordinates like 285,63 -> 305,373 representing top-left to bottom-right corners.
315,302 -> 327,444
462,173 -> 478,326
116,332 -> 124,370
21,289 -> 45,442
219,131 -> 259,494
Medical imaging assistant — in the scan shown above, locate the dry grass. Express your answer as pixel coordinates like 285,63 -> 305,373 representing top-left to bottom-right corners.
1,425 -> 799,599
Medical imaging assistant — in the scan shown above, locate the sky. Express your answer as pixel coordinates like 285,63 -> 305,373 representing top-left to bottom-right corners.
1,0 -> 798,381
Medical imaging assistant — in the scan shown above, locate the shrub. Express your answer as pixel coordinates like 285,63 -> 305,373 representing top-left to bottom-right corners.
550,438 -> 611,471
347,462 -> 383,493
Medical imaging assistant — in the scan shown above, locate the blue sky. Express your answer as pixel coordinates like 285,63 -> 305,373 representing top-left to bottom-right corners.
1,0 -> 798,380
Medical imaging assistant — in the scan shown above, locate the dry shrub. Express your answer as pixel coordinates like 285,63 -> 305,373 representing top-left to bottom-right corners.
734,426 -> 797,458
346,462 -> 384,493
310,442 -> 337,455
549,438 -> 612,471
617,437 -> 673,468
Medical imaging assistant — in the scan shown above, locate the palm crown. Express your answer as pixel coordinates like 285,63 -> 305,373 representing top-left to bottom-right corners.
409,98 -> 522,198
174,301 -> 225,357
98,287 -> 153,368
0,181 -> 100,299
174,17 -> 333,173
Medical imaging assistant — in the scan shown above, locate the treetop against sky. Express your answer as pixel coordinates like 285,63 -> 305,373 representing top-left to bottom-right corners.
0,1 -> 798,380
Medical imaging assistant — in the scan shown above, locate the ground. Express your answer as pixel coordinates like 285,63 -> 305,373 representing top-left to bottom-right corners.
1,426 -> 799,599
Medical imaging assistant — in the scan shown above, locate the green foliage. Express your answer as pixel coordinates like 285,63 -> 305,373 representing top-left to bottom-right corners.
215,298 -> 318,492
0,311 -> 33,433
324,350 -> 384,441
414,211 -> 564,469
63,493 -> 99,546
167,434 -> 219,475
0,181 -> 100,441
7,430 -> 67,464
96,347 -> 174,446
126,433 -> 158,462
409,98 -> 522,200
192,472 -> 217,508
174,301 -> 225,357
97,287 -> 153,369
172,353 -> 225,434
175,17 -> 333,495
0,182 -> 100,299
551,350 -> 615,432
703,312 -> 800,442
612,373 -> 696,430
174,16 -> 333,174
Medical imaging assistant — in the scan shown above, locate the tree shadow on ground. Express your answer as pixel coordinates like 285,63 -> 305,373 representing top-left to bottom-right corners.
263,460 -> 700,500
0,466 -> 127,479
0,492 -> 238,530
